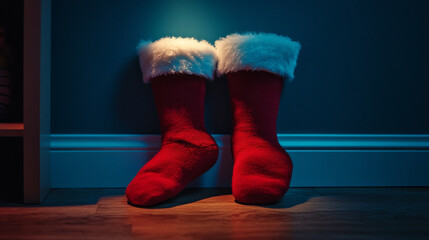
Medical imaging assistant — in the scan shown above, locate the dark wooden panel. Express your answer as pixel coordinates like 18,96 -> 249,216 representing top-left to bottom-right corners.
23,0 -> 51,204
0,137 -> 23,202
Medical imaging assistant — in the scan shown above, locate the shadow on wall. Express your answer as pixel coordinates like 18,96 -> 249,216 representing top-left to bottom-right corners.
114,56 -> 233,134
204,75 -> 233,133
114,57 -> 160,133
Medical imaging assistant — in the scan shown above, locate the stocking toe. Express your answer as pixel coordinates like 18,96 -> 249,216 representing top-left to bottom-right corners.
233,175 -> 289,205
126,175 -> 181,207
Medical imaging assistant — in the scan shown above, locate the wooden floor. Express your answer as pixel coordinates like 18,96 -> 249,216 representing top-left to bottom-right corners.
1,188 -> 429,240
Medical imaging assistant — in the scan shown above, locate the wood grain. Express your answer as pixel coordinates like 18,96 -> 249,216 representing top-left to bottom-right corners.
1,188 -> 429,239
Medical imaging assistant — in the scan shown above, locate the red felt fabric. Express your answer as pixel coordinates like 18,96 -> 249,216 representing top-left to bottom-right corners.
227,70 -> 293,204
126,74 -> 219,207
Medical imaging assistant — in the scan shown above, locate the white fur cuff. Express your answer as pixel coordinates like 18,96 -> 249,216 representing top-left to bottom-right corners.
215,33 -> 301,80
137,37 -> 217,83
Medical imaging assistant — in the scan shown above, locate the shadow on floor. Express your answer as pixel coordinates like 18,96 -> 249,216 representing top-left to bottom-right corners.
235,188 -> 319,209
0,187 -> 317,209
147,188 -> 233,209
147,187 -> 317,209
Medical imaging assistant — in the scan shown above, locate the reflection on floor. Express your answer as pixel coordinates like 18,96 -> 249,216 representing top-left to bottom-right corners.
1,188 -> 429,239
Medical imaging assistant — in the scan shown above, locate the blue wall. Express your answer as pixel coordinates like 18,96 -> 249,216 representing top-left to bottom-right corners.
51,0 -> 429,134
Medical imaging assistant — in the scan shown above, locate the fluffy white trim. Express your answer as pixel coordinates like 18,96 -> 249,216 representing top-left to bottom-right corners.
215,33 -> 301,80
137,37 -> 217,83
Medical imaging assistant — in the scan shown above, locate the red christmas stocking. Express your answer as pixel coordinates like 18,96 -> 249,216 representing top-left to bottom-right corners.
216,33 -> 301,204
126,37 -> 219,207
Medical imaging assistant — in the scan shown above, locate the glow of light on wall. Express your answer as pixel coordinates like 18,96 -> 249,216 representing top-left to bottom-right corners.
141,0 -> 228,42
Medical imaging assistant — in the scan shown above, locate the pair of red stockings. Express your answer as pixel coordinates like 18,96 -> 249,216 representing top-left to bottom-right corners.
126,34 -> 300,206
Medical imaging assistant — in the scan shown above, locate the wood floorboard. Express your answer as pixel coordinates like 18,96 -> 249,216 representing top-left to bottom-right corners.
1,188 -> 429,240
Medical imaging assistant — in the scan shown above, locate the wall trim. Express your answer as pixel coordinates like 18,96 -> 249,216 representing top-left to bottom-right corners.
50,134 -> 429,188
51,134 -> 429,151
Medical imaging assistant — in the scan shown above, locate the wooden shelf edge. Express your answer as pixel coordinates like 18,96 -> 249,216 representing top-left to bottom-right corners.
0,123 -> 24,137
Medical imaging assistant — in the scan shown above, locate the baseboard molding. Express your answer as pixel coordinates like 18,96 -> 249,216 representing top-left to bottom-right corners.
50,134 -> 429,188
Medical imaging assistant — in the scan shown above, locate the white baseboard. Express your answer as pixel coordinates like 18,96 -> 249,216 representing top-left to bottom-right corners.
50,134 -> 429,188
